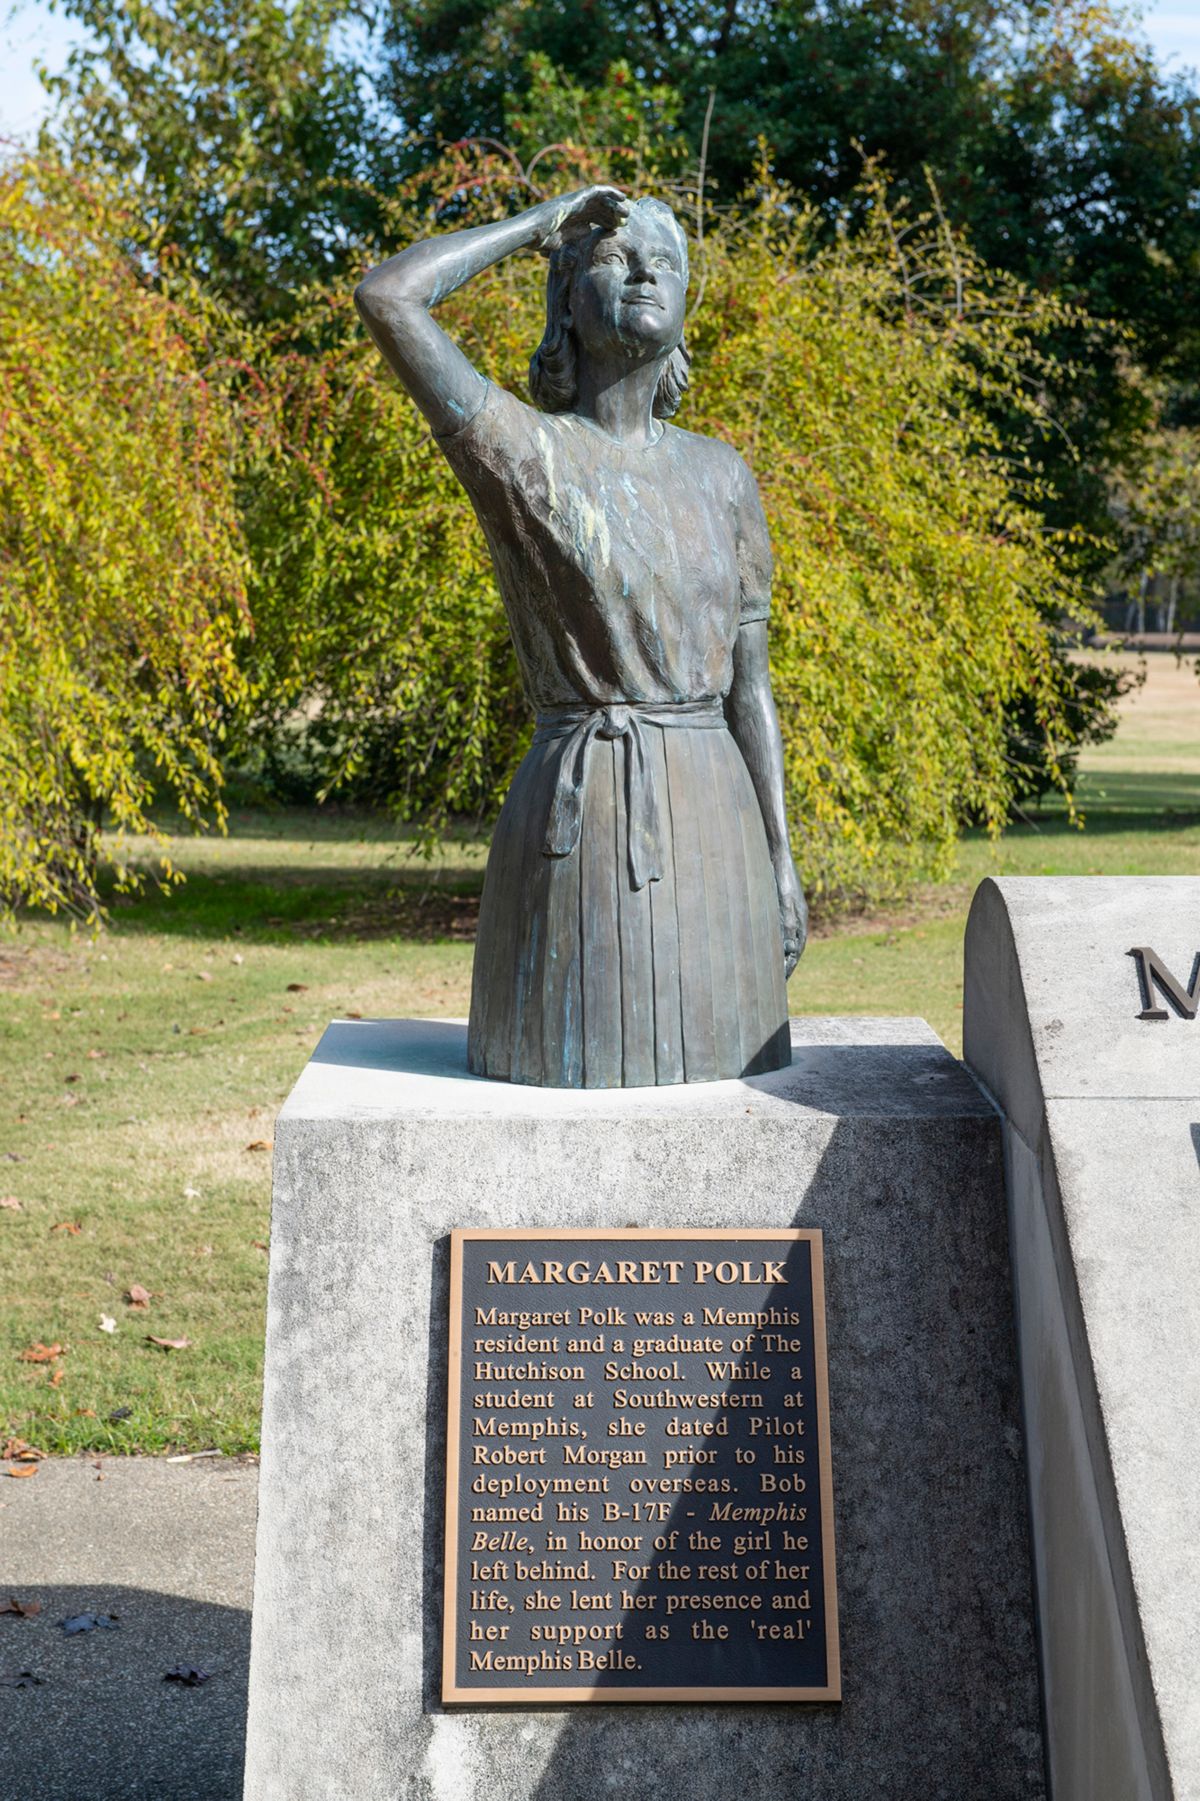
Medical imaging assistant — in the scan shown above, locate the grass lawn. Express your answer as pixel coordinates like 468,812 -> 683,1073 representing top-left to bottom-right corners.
2,651 -> 1197,1456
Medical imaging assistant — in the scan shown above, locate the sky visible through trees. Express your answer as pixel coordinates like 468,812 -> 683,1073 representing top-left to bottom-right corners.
1,0 -> 1197,140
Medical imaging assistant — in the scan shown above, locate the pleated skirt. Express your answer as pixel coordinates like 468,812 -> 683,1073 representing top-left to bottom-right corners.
467,722 -> 791,1088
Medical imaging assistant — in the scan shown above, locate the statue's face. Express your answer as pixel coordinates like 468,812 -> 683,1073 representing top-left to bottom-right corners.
569,210 -> 687,364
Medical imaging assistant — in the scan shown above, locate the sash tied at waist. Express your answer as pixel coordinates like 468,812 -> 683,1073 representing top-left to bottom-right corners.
533,698 -> 726,891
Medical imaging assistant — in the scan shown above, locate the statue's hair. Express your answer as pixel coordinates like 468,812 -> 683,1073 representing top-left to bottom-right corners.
529,197 -> 691,419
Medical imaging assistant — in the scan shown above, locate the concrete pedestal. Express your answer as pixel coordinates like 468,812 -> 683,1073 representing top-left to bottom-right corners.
244,1017 -> 1044,1801
965,878 -> 1200,1801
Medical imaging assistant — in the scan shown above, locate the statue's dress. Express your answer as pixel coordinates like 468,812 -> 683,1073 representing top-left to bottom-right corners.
439,383 -> 791,1087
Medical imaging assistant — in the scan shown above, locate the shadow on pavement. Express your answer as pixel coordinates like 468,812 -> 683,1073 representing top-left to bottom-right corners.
0,1584 -> 249,1801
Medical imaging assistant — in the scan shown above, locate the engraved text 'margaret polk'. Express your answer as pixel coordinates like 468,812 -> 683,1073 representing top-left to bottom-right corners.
443,1229 -> 840,1705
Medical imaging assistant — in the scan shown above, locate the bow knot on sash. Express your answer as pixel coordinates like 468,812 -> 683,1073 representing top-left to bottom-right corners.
534,699 -> 725,892
595,704 -> 631,740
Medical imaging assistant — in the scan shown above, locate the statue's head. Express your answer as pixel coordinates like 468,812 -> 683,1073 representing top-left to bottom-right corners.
530,197 -> 691,418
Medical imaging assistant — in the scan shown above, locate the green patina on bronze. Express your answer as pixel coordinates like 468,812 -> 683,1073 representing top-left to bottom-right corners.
356,187 -> 804,1087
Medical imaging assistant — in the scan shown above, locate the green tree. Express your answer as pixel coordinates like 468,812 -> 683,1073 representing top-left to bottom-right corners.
503,54 -> 687,177
381,1 -> 1200,536
381,0 -> 1200,350
44,0 -> 1200,554
45,0 -> 383,319
0,153 -> 249,921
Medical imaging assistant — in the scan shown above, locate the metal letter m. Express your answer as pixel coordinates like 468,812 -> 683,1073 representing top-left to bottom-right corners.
1128,946 -> 1200,1020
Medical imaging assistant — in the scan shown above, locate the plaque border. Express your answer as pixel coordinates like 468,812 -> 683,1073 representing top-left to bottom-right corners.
443,1227 -> 841,1705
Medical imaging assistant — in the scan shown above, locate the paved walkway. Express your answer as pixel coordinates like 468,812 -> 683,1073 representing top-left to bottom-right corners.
0,1458 -> 258,1801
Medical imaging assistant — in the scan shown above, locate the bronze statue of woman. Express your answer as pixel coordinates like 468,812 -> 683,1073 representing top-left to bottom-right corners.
356,185 -> 806,1088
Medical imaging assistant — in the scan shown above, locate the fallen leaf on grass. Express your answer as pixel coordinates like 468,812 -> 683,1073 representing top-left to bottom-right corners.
146,1335 -> 191,1351
286,982 -> 308,993
50,1221 -> 81,1236
64,1073 -> 79,1084
183,1186 -> 200,1199
60,1613 -> 119,1635
245,1140 -> 272,1153
86,1048 -> 104,1060
0,1597 -> 42,1618
0,1669 -> 45,1686
0,1196 -> 21,1212
344,1010 -> 363,1020
164,1664 -> 219,1685
2,1439 -> 45,1461
48,1367 -> 65,1388
61,1094 -> 80,1108
5,1464 -> 38,1479
99,1315 -> 116,1334
125,1284 -> 152,1309
197,971 -> 213,983
252,1240 -> 269,1252
17,1342 -> 64,1364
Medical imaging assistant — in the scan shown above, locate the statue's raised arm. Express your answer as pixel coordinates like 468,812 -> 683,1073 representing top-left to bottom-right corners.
354,187 -> 629,438
356,186 -> 805,1089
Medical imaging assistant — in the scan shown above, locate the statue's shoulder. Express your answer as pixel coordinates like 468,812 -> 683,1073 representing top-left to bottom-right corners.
662,421 -> 748,465
662,423 -> 760,496
436,381 -> 548,482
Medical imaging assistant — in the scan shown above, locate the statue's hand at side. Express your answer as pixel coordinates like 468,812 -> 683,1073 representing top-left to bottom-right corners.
724,619 -> 807,984
535,186 -> 629,255
776,855 -> 808,980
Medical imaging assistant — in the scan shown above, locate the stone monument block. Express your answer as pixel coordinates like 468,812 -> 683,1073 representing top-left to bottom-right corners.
244,1017 -> 1044,1800
964,877 -> 1200,1801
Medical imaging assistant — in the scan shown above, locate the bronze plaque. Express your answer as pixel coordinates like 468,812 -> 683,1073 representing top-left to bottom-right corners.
443,1228 -> 839,1703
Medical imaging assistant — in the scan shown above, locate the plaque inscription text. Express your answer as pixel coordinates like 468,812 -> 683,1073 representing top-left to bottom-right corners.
443,1229 -> 839,1703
